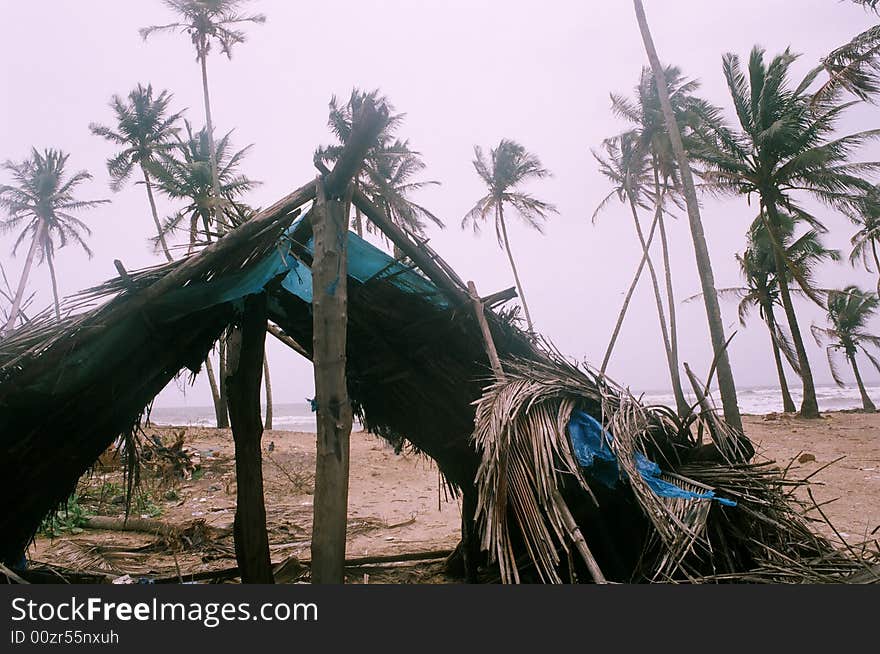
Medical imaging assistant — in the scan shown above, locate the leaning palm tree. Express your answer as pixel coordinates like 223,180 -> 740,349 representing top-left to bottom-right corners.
632,0 -> 743,432
317,89 -> 442,241
812,285 -> 880,412
90,84 -> 184,261
150,120 -> 258,250
593,134 -> 689,416
462,139 -> 557,333
0,149 -> 108,334
140,0 -> 265,233
693,45 -> 880,418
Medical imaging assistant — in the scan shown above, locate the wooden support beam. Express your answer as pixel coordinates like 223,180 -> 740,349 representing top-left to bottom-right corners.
310,181 -> 354,584
226,292 -> 274,584
349,187 -> 471,307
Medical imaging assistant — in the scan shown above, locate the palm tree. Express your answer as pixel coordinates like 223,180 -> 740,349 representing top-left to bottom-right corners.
90,84 -> 184,261
632,0 -> 743,432
0,149 -> 108,333
693,45 -> 880,418
150,120 -> 258,249
317,89 -> 442,242
715,215 -> 840,413
812,286 -> 880,412
593,134 -> 689,416
816,1 -> 880,102
140,0 -> 265,233
462,139 -> 557,333
150,122 -> 258,428
845,186 -> 880,297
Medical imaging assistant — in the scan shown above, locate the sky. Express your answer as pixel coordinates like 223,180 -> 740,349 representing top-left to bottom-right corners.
1,0 -> 879,410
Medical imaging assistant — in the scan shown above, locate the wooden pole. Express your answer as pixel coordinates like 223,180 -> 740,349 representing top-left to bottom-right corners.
310,180 -> 354,584
226,292 -> 274,584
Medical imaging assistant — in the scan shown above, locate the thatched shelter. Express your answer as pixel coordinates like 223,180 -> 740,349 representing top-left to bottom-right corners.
1,145 -> 877,583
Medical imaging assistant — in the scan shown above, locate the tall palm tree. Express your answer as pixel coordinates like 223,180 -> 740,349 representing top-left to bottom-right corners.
632,0 -> 743,432
0,149 -> 108,333
150,120 -> 258,249
317,89 -> 442,241
845,185 -> 880,296
140,0 -> 265,233
593,134 -> 689,416
693,45 -> 880,418
462,139 -> 557,333
90,84 -> 184,261
812,285 -> 880,412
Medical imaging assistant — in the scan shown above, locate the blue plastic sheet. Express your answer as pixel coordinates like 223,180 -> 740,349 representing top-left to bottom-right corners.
568,410 -> 736,507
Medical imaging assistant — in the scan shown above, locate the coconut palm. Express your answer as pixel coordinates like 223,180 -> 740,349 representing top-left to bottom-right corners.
90,84 -> 184,261
715,215 -> 840,413
845,186 -> 880,297
817,1 -> 880,102
812,286 -> 880,412
140,0 -> 265,232
632,0 -> 743,432
149,122 -> 258,428
0,149 -> 108,333
692,45 -> 880,418
317,89 -> 442,241
462,139 -> 557,333
150,120 -> 258,250
593,133 -> 689,416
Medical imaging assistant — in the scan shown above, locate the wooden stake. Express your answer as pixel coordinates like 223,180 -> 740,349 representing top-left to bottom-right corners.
309,181 -> 354,584
467,281 -> 504,378
226,292 -> 274,584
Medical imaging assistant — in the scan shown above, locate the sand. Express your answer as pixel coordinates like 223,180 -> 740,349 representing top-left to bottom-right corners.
29,410 -> 880,581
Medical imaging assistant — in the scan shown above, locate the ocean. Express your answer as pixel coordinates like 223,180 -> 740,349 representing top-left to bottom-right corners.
149,383 -> 880,430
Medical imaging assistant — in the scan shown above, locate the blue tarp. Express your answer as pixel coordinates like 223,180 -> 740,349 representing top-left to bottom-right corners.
568,410 -> 736,507
278,219 -> 447,307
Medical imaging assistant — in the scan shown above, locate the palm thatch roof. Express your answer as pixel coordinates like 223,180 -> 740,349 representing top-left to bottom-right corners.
1,175 -> 877,583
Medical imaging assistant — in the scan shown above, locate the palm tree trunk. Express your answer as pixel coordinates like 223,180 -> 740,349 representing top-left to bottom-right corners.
871,238 -> 880,297
497,205 -> 534,332
600,204 -> 662,374
763,303 -> 796,413
198,40 -> 226,234
633,0 -> 743,432
218,333 -> 230,428
1,223 -> 43,335
263,350 -> 273,430
654,170 -> 680,384
204,355 -> 225,427
45,243 -> 61,322
849,353 -> 876,412
763,201 -> 820,418
141,166 -> 173,261
624,188 -> 689,417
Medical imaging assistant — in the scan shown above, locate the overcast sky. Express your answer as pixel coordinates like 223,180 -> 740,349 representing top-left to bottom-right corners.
2,0 -> 879,410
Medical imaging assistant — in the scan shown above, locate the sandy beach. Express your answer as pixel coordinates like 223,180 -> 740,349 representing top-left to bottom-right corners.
28,410 -> 880,582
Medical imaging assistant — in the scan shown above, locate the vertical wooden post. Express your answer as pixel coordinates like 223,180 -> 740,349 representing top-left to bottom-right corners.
310,180 -> 354,584
226,292 -> 274,583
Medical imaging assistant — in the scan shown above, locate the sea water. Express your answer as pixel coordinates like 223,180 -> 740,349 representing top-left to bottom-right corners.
149,384 -> 880,430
